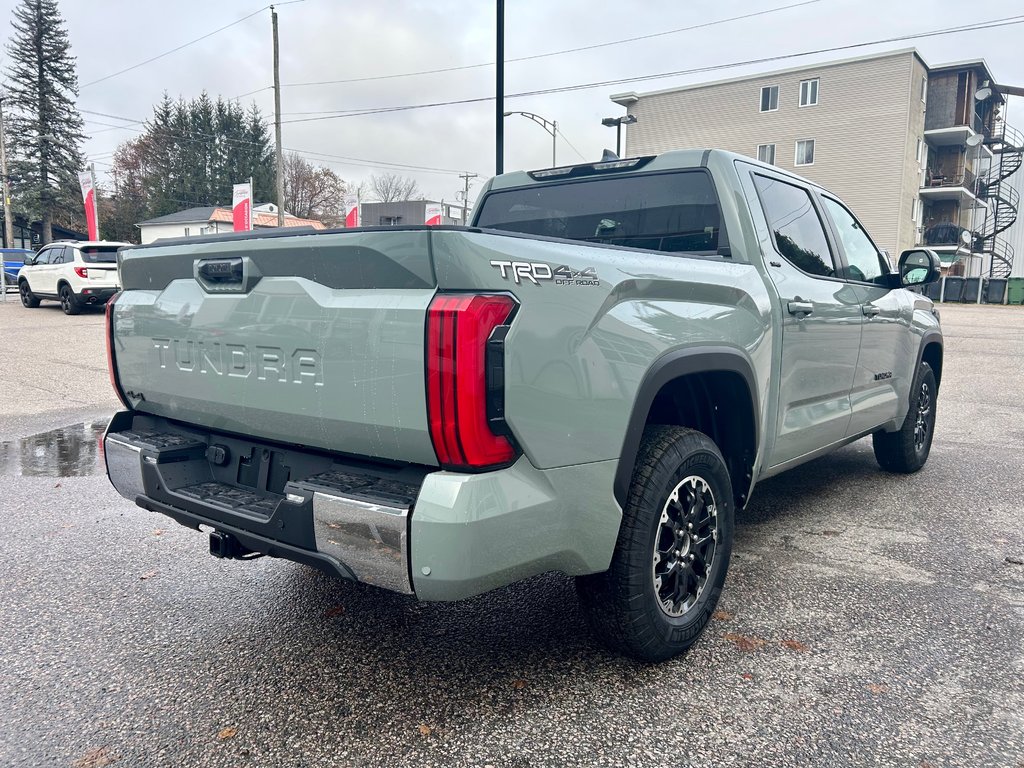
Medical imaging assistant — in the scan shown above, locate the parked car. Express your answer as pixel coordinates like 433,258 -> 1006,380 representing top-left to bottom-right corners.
1,248 -> 33,291
17,240 -> 128,314
103,149 -> 942,661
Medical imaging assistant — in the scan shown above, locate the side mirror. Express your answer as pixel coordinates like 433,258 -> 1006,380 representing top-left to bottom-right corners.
898,248 -> 941,287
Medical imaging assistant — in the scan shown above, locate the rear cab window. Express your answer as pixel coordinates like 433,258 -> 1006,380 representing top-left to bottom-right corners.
475,170 -> 727,256
80,246 -> 119,264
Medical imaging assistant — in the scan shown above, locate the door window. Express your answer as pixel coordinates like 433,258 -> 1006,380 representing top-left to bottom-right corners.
35,248 -> 54,265
820,197 -> 887,283
753,174 -> 837,278
49,246 -> 67,264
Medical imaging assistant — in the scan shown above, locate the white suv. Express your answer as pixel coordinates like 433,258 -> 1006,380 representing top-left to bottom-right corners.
17,241 -> 129,314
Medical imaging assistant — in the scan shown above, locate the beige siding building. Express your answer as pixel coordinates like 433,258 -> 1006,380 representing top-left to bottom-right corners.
611,49 -> 1020,278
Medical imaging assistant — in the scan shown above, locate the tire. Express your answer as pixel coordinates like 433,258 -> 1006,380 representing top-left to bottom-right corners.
872,361 -> 937,474
59,284 -> 81,315
19,280 -> 40,308
576,426 -> 734,662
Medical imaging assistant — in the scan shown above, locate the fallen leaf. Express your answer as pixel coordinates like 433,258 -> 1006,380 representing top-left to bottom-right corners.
418,724 -> 432,737
217,727 -> 238,740
781,639 -> 809,653
55,482 -> 62,489
723,632 -> 765,652
741,672 -> 755,681
512,679 -> 527,690
325,605 -> 345,618
712,610 -> 734,621
867,683 -> 890,695
73,747 -> 116,768
152,528 -> 166,537
139,570 -> 157,580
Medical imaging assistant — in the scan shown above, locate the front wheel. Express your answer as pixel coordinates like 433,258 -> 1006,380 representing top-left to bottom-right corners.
576,426 -> 734,662
872,361 -> 937,473
19,280 -> 40,308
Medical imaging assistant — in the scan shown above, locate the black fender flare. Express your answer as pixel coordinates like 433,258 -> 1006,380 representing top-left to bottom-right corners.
915,330 -> 943,390
613,346 -> 760,508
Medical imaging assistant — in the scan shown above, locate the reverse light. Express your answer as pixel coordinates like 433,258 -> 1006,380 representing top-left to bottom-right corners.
105,292 -> 130,409
427,294 -> 517,470
74,266 -> 88,278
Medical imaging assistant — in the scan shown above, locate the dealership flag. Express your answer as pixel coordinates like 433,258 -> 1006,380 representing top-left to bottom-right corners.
232,183 -> 253,231
77,169 -> 99,241
424,203 -> 442,227
344,197 -> 359,228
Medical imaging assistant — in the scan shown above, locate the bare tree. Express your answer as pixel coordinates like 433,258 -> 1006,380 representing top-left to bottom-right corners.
369,172 -> 421,202
283,152 -> 347,226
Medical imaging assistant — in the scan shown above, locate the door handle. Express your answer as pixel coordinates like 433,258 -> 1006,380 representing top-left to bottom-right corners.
862,305 -> 880,318
787,301 -> 814,316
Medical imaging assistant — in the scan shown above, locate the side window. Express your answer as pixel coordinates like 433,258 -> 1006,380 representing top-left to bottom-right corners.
36,247 -> 54,265
753,174 -> 837,278
50,246 -> 66,264
820,197 -> 887,283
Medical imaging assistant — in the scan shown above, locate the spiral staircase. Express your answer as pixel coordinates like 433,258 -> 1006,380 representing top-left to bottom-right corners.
975,120 -> 1023,279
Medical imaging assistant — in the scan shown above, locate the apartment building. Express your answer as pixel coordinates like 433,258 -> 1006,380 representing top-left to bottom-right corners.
610,48 -> 1022,278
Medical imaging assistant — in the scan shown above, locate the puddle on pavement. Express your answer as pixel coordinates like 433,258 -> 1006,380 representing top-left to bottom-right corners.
0,420 -> 109,477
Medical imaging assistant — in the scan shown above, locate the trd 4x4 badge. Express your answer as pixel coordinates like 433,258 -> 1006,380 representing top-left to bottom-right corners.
490,260 -> 599,286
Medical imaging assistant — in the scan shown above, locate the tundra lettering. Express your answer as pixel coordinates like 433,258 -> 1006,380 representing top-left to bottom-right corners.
152,338 -> 323,385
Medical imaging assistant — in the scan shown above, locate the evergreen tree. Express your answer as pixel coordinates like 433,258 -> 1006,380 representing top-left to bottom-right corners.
4,0 -> 86,243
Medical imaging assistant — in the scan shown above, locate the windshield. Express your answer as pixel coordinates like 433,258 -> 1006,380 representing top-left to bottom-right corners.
475,171 -> 722,254
80,246 -> 119,264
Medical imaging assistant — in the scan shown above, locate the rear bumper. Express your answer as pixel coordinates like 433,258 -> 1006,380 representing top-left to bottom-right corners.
104,411 -> 620,601
76,286 -> 118,304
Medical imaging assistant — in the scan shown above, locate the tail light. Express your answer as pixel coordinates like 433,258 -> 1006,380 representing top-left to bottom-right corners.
106,292 -> 130,409
74,266 -> 88,278
427,293 -> 517,470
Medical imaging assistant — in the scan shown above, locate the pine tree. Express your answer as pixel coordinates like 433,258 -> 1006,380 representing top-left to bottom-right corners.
4,0 -> 86,243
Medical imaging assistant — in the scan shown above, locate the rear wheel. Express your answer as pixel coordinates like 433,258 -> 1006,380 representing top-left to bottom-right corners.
872,361 -> 937,473
59,284 -> 81,315
576,426 -> 734,662
19,280 -> 40,308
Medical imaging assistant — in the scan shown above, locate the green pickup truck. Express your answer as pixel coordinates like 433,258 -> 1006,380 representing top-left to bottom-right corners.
104,149 -> 943,661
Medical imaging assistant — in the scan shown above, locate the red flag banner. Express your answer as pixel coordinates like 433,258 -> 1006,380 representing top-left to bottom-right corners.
424,203 -> 442,227
344,197 -> 358,228
232,183 -> 253,231
77,171 -> 98,240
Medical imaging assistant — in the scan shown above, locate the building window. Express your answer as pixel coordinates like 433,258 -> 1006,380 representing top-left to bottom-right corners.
921,77 -> 927,104
799,79 -> 819,107
760,85 -> 779,112
757,144 -> 776,164
795,139 -> 815,166
916,138 -> 923,163
380,216 -> 402,226
184,227 -> 190,237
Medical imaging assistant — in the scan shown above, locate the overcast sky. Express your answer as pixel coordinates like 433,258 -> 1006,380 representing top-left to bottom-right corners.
2,0 -> 1023,206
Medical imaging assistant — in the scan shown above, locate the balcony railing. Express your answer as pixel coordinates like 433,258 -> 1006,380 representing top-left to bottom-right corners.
921,222 -> 969,247
923,167 -> 977,190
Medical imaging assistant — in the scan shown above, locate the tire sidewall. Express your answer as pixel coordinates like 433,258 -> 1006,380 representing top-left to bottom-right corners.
630,437 -> 734,651
911,363 -> 937,463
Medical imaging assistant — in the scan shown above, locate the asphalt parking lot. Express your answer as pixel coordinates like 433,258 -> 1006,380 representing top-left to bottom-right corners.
0,297 -> 1022,768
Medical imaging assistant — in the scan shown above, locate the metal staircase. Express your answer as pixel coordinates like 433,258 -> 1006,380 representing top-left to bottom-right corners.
976,120 -> 1023,279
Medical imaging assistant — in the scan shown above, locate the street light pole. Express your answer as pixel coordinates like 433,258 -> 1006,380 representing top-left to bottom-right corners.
502,111 -> 558,167
601,114 -> 638,158
495,0 -> 504,175
271,6 -> 285,227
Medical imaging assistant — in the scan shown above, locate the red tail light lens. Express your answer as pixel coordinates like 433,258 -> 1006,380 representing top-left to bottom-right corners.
106,292 -> 129,409
74,266 -> 88,278
427,294 -> 517,470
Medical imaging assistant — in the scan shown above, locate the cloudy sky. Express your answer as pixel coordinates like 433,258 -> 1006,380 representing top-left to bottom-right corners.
2,0 -> 1023,205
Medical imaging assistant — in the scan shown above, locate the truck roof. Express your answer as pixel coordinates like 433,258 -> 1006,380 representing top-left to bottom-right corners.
487,148 -> 822,192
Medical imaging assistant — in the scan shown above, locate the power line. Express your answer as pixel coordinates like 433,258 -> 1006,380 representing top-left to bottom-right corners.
278,14 -> 1024,125
79,1 -> 305,90
279,0 -> 823,90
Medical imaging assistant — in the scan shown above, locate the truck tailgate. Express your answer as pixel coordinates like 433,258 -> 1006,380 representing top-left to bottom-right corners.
112,230 -> 438,465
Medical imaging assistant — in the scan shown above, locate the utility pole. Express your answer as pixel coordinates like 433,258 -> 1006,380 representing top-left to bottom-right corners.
271,6 -> 285,227
495,0 -> 504,175
459,172 -> 477,225
0,95 -> 12,302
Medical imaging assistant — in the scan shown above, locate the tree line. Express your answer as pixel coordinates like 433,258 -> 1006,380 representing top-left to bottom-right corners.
3,0 -> 427,246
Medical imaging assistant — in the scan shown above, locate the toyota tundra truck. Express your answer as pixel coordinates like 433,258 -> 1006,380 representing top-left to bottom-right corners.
103,149 -> 943,661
